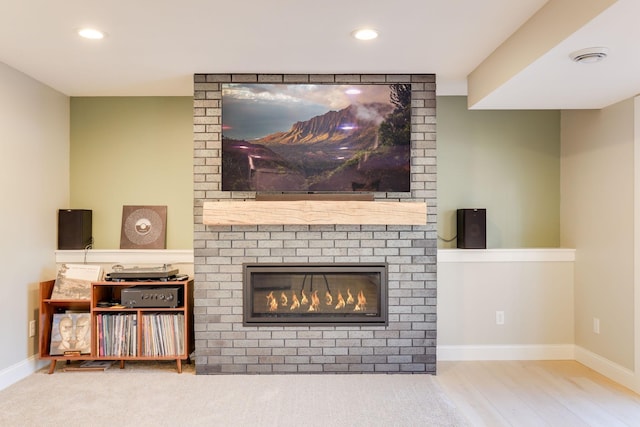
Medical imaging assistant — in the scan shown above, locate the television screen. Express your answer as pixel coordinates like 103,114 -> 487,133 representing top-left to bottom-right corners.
221,83 -> 411,192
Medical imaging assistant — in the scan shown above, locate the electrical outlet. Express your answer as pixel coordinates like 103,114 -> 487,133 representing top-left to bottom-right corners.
29,320 -> 36,337
593,317 -> 600,334
496,311 -> 505,325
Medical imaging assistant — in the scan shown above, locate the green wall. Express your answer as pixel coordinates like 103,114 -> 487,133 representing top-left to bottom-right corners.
437,97 -> 560,248
69,95 -> 561,249
70,97 -> 193,249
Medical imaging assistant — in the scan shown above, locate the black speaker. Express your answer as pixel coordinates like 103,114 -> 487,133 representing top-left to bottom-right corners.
58,209 -> 93,250
457,208 -> 486,249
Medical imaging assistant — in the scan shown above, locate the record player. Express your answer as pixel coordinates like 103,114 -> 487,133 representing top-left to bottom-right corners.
105,264 -> 181,281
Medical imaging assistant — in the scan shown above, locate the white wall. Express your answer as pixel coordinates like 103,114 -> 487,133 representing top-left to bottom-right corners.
0,62 -> 69,384
561,100 -> 636,373
437,249 -> 575,360
635,96 -> 640,393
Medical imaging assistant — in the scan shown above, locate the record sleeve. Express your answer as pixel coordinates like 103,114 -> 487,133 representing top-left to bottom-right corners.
120,205 -> 167,249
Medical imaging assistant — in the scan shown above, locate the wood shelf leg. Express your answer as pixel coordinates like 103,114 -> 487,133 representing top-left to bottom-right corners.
48,360 -> 56,374
176,359 -> 182,373
119,360 -> 125,369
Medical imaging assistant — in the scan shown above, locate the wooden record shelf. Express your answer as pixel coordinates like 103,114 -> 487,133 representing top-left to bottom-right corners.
38,279 -> 194,374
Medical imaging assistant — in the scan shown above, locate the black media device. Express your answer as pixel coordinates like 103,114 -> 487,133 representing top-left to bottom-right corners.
221,83 -> 411,193
58,209 -> 92,250
121,286 -> 182,308
457,208 -> 486,249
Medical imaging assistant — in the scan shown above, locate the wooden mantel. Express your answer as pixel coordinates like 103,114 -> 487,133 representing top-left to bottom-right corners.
202,200 -> 427,226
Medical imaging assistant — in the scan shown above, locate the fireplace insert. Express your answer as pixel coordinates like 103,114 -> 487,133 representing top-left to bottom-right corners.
243,263 -> 388,326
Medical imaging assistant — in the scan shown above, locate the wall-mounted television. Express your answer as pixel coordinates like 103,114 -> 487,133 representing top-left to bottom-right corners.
221,83 -> 411,193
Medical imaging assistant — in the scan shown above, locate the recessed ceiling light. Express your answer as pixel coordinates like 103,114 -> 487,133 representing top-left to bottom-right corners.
77,28 -> 105,40
352,28 -> 379,41
569,47 -> 608,63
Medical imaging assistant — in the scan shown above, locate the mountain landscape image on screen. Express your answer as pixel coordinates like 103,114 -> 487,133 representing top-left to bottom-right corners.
222,83 -> 411,192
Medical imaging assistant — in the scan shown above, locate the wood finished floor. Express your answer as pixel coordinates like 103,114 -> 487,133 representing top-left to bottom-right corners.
436,361 -> 640,426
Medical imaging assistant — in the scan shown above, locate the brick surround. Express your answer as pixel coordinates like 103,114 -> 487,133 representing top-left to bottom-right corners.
193,74 -> 437,374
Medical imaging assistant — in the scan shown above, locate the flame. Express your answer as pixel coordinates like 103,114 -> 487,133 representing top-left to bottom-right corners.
354,290 -> 367,311
335,291 -> 345,309
325,291 -> 333,305
266,291 -> 274,308
346,289 -> 355,305
266,291 -> 278,312
290,293 -> 300,310
301,289 -> 309,305
308,290 -> 320,312
280,292 -> 288,307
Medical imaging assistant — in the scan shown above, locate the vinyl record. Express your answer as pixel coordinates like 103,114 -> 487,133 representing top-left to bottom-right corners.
120,205 -> 167,249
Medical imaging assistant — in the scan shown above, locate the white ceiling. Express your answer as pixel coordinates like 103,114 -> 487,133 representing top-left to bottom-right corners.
0,0 -> 637,109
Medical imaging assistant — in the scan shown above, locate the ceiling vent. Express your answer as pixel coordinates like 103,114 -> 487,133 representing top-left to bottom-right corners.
569,47 -> 609,64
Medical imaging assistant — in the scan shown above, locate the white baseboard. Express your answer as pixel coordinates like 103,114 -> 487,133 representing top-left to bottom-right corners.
0,355 -> 48,391
575,346 -> 639,394
437,344 -> 576,361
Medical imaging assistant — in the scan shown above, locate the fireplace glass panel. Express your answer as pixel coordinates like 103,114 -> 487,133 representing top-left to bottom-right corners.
244,264 -> 387,325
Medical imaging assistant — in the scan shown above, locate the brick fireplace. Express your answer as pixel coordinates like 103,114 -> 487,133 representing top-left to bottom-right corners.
193,74 -> 437,374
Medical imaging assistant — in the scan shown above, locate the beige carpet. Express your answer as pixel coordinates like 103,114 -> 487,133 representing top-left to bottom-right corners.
0,361 -> 470,427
